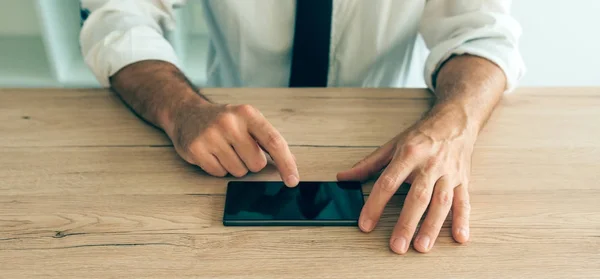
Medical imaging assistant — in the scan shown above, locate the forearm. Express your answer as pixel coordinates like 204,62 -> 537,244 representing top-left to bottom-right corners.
109,60 -> 210,135
428,54 -> 507,136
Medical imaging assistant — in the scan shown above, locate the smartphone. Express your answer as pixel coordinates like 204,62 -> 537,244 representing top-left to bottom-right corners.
223,181 -> 364,226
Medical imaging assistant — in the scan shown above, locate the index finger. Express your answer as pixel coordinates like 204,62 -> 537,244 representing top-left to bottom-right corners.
247,114 -> 299,187
359,156 -> 415,233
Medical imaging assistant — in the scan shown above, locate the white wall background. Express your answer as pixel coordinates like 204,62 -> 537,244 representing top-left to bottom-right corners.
0,0 -> 598,87
511,1 -> 600,86
0,0 -> 41,36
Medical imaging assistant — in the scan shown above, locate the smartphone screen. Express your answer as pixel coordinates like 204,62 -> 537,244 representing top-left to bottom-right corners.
223,181 -> 364,226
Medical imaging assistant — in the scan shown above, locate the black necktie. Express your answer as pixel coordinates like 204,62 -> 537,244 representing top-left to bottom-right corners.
289,0 -> 334,87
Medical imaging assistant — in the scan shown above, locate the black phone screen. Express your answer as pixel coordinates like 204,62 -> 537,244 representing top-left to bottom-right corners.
223,181 -> 364,226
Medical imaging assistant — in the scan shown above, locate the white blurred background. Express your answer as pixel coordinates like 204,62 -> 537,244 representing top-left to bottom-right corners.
0,0 -> 598,88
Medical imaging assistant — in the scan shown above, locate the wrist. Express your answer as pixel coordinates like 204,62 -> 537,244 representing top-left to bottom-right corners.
422,101 -> 480,142
109,60 -> 211,137
159,90 -> 211,139
432,54 -> 506,136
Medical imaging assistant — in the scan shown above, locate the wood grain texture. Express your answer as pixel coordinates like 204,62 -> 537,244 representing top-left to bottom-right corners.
1,194 -> 599,278
2,87 -> 600,147
0,146 -> 598,196
1,88 -> 599,278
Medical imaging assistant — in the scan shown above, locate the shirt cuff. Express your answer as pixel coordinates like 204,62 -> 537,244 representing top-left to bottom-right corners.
83,25 -> 180,87
424,33 -> 526,94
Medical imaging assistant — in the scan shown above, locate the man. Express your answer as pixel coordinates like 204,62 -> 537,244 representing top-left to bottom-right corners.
80,0 -> 525,254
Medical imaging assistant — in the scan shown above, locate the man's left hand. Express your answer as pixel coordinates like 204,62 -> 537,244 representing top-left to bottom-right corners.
337,103 -> 477,254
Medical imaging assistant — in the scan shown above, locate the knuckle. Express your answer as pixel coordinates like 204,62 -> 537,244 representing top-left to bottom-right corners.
419,221 -> 439,233
395,160 -> 412,172
235,104 -> 257,118
455,199 -> 471,212
411,185 -> 432,206
376,175 -> 399,193
402,143 -> 422,158
396,222 -> 417,237
186,139 -> 205,157
425,157 -> 441,172
434,189 -> 452,206
248,157 -> 268,172
216,112 -> 237,129
265,130 -> 286,149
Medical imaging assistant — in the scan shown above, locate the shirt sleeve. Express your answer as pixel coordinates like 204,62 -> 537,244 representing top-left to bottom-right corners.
79,0 -> 184,87
419,0 -> 525,94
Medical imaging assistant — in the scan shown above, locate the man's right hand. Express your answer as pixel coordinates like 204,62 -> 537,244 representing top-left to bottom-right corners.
109,60 -> 299,187
165,101 -> 299,187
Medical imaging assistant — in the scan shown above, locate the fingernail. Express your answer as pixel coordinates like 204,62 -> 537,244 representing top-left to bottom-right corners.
459,228 -> 469,239
286,175 -> 299,187
361,219 -> 373,231
392,237 -> 408,254
417,235 -> 431,250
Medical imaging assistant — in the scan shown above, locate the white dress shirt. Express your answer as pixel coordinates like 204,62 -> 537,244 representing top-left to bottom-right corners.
80,0 -> 525,93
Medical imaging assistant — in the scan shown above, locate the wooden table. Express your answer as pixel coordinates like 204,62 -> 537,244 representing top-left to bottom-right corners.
1,88 -> 599,278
